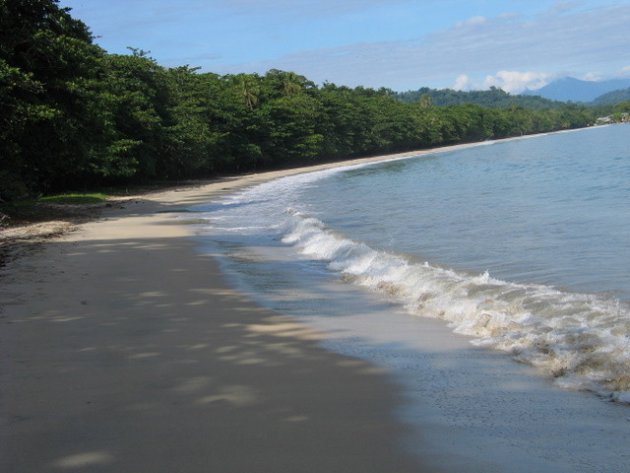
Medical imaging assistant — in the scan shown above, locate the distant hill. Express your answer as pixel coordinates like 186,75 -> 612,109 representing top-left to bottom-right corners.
395,87 -> 563,109
591,87 -> 630,105
524,77 -> 630,103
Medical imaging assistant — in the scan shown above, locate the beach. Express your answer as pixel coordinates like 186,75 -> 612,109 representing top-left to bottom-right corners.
3,133 -> 629,473
188,126 -> 630,473
0,153 -> 447,473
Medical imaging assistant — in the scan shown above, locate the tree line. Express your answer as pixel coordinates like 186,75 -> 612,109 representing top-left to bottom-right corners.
394,87 -> 566,109
0,0 -> 607,201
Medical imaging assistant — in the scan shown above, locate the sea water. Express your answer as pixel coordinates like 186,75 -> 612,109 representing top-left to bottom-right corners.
194,125 -> 630,472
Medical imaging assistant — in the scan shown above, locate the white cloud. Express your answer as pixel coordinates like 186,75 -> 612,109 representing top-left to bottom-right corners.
455,15 -> 487,28
452,74 -> 471,91
622,66 -> 630,74
482,71 -> 552,93
582,71 -> 604,81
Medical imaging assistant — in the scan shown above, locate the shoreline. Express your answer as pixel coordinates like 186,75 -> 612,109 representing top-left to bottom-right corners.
1,142 -> 472,472
2,128 -> 623,472
186,126 -> 630,472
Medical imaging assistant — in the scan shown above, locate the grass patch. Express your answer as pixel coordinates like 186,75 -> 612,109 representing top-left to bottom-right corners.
38,193 -> 109,205
1,192 -> 111,228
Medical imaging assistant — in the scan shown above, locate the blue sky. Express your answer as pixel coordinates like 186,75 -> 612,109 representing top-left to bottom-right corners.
59,0 -> 630,92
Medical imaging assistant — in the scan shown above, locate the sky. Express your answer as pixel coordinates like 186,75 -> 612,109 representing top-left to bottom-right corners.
59,0 -> 630,93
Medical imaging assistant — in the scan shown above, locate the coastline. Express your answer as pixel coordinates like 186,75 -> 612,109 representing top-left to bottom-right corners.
0,145 -> 467,472
190,127 -> 630,473
3,128 -> 624,472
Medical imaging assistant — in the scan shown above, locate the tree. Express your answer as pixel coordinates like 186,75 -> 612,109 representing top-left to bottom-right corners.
229,73 -> 260,111
0,0 -> 599,201
0,0 -> 110,197
259,93 -> 323,165
263,69 -> 313,98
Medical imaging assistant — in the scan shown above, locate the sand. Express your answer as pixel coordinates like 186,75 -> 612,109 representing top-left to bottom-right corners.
0,154 -> 448,472
6,134 -> 625,473
6,134 -> 630,473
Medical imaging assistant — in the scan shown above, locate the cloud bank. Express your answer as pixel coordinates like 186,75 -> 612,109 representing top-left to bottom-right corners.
451,71 -> 552,94
482,71 -> 552,93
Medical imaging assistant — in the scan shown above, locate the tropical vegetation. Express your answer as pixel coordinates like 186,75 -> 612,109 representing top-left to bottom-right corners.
1,0 -> 626,202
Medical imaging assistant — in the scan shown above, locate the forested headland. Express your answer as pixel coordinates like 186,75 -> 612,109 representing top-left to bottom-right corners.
0,0 -> 622,201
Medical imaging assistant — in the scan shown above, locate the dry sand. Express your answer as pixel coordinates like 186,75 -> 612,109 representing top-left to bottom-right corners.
0,151 -> 454,472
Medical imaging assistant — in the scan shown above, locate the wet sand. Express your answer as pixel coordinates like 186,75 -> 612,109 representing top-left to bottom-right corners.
6,134 -> 625,473
1,155 -> 447,472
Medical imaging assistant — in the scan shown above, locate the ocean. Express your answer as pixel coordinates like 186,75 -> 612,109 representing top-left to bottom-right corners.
194,124 -> 630,472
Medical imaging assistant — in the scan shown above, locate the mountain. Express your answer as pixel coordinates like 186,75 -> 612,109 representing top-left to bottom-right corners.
524,77 -> 630,103
591,87 -> 630,105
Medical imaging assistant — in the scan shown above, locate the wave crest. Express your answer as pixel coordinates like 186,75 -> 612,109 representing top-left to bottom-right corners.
282,211 -> 630,402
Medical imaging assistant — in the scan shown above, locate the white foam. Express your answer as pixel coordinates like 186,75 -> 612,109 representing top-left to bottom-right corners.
282,211 -> 630,402
197,136 -> 630,404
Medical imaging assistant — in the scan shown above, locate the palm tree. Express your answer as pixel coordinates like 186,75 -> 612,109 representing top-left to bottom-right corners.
265,69 -> 311,97
235,74 -> 259,110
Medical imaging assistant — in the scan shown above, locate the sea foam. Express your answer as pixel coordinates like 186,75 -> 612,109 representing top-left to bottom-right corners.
200,129 -> 630,404
281,210 -> 630,402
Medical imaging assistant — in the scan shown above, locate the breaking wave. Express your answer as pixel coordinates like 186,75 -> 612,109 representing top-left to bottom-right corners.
281,210 -> 630,403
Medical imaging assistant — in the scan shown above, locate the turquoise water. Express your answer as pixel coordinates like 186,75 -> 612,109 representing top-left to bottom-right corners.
197,125 -> 630,402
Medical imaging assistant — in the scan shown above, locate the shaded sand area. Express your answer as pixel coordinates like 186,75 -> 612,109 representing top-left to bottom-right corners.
4,135 -> 628,473
0,151 -> 447,473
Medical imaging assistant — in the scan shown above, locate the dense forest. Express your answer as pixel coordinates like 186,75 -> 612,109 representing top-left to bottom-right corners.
0,0 -> 621,201
396,85 -> 630,109
591,87 -> 630,106
394,87 -> 566,109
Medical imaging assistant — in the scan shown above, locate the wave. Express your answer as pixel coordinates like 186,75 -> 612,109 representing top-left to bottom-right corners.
282,210 -> 630,403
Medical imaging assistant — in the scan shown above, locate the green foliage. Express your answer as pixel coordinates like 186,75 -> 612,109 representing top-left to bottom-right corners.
591,87 -> 630,106
395,86 -> 565,110
0,0 -> 109,196
0,0 -> 600,201
613,101 -> 630,114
